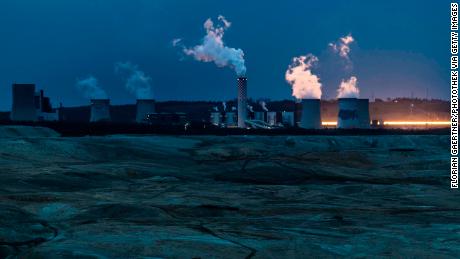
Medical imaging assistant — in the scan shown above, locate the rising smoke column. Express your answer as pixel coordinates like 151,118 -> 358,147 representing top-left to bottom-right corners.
115,62 -> 153,99
329,34 -> 360,98
329,34 -> 354,61
259,101 -> 268,111
285,54 -> 322,99
177,15 -> 246,76
76,76 -> 108,99
337,76 -> 360,98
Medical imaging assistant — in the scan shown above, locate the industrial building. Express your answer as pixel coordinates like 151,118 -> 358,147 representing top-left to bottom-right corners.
282,111 -> 295,127
299,99 -> 322,129
11,84 -> 58,122
210,111 -> 222,126
225,112 -> 237,127
337,98 -> 370,129
267,111 -> 278,126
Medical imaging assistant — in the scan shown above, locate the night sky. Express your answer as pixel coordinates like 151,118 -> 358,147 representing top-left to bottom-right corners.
0,0 -> 450,111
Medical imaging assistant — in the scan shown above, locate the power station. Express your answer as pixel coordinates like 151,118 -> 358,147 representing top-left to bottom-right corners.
7,83 -> 381,131
11,84 -> 58,122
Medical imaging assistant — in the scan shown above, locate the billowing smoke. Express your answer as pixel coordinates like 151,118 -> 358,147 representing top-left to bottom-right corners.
285,54 -> 322,99
329,34 -> 361,98
259,101 -> 268,112
76,76 -> 108,100
115,62 -> 153,100
213,106 -> 219,112
329,34 -> 354,60
179,15 -> 246,76
222,102 -> 227,111
337,76 -> 360,98
247,105 -> 254,113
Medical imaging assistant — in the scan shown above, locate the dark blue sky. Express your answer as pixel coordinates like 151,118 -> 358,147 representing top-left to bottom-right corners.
0,0 -> 450,110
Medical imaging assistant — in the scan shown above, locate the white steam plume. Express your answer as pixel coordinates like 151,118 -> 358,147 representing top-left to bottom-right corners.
222,102 -> 227,111
337,76 -> 360,98
285,54 -> 322,99
115,62 -> 153,100
76,76 -> 108,100
259,101 -> 268,112
179,15 -> 246,76
247,105 -> 254,113
329,34 -> 354,60
172,38 -> 182,47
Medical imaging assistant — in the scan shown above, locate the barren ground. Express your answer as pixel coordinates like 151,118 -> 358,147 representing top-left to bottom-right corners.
0,127 -> 456,258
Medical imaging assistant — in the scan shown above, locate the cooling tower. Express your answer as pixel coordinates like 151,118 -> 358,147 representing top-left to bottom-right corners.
237,77 -> 248,128
210,112 -> 222,126
299,99 -> 321,129
254,111 -> 266,122
90,99 -> 111,122
282,111 -> 295,127
357,99 -> 370,128
11,84 -> 37,122
225,112 -> 237,127
267,112 -> 277,126
136,99 -> 156,123
337,98 -> 360,129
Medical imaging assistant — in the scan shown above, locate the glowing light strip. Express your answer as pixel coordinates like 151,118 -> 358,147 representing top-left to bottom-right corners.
383,121 -> 450,125
321,121 -> 450,126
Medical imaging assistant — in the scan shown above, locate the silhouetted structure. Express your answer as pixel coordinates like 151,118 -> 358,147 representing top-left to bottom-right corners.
11,84 -> 37,122
237,77 -> 247,128
299,99 -> 322,129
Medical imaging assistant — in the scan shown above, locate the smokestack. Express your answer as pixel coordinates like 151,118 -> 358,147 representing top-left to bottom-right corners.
90,99 -> 111,122
237,77 -> 248,128
299,99 -> 321,129
337,98 -> 360,129
11,84 -> 37,122
136,99 -> 156,123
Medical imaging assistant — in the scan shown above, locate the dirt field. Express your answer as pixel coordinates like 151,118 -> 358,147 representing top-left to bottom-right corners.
0,128 -> 456,258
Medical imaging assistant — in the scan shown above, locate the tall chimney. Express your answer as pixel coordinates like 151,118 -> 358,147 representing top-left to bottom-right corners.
90,99 -> 111,122
136,99 -> 156,123
237,77 -> 248,128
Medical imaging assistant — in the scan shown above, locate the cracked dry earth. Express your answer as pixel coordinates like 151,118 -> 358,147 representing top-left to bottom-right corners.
0,128 -> 457,258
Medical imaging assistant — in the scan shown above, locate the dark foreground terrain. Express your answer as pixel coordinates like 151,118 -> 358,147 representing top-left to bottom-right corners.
0,127 -> 456,258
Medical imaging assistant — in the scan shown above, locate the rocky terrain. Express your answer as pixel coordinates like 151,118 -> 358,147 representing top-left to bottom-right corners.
0,127 -> 456,258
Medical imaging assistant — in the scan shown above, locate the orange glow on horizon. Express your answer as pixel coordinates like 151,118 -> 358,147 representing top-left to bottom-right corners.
383,121 -> 450,126
321,121 -> 450,126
